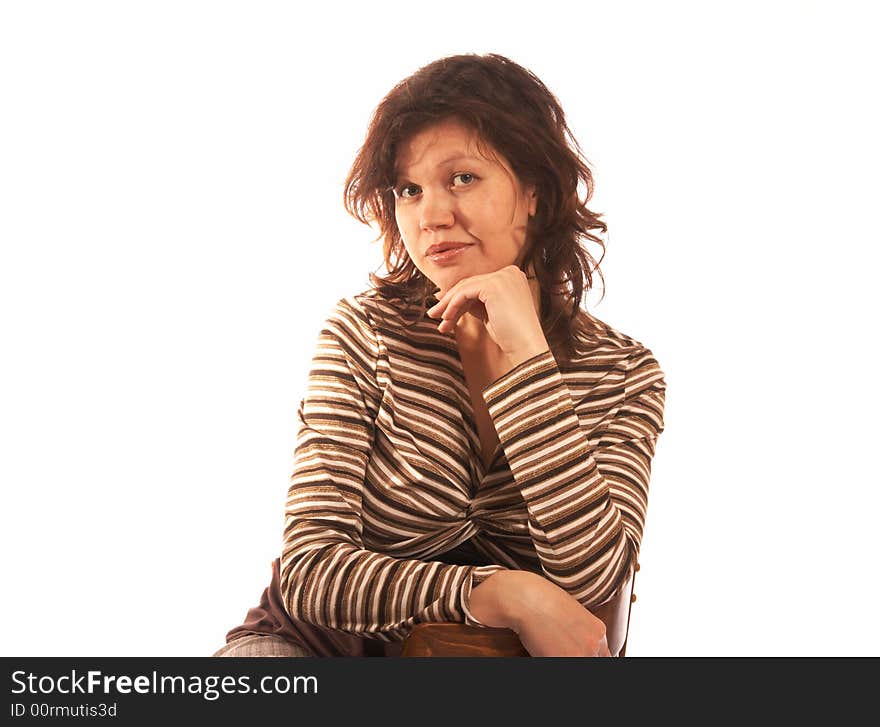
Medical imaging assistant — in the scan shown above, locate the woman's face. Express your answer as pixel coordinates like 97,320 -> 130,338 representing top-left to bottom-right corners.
393,118 -> 537,296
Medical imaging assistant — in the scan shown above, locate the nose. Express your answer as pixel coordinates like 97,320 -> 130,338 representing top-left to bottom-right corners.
419,188 -> 455,231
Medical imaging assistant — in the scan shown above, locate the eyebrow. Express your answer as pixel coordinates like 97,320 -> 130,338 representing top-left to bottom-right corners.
394,155 -> 484,183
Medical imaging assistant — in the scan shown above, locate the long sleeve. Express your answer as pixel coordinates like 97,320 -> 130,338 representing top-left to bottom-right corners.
278,299 -> 507,642
482,346 -> 666,609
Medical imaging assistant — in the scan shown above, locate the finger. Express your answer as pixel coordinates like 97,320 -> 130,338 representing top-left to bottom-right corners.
437,317 -> 455,333
438,288 -> 474,322
448,301 -> 488,333
426,287 -> 450,317
437,287 -> 480,330
426,280 -> 464,318
437,300 -> 487,333
427,272 -> 489,318
426,299 -> 446,318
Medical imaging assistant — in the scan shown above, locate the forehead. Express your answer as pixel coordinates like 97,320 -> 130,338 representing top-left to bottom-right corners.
394,119 -> 501,179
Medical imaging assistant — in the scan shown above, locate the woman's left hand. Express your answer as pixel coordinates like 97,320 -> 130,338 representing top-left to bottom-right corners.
426,265 -> 551,370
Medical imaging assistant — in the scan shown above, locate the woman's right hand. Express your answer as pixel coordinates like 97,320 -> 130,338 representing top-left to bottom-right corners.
469,570 -> 611,657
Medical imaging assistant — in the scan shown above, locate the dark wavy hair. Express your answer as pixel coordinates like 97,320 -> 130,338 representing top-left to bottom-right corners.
343,52 -> 608,365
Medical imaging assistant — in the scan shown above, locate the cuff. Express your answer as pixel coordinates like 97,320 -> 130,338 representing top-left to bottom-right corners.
460,564 -> 508,628
482,348 -> 560,406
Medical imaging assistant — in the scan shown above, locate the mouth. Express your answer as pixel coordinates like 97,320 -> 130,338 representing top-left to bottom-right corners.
425,243 -> 472,265
425,242 -> 472,256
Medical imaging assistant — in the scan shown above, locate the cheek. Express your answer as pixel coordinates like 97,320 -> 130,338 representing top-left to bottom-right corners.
464,194 -> 514,235
394,208 -> 414,245
396,206 -> 419,232
394,211 -> 423,265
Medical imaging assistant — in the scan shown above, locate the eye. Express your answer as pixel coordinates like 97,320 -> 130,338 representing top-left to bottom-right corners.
395,183 -> 420,199
393,173 -> 477,201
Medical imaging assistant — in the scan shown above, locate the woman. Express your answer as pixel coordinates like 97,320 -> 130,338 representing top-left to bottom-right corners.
213,52 -> 666,658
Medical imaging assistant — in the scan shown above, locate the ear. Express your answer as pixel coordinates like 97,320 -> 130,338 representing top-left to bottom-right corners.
525,185 -> 538,217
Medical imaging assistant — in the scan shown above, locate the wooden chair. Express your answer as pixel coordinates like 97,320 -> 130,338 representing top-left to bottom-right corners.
400,568 -> 638,657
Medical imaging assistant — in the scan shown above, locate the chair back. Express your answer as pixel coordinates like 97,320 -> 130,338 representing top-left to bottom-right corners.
400,571 -> 636,657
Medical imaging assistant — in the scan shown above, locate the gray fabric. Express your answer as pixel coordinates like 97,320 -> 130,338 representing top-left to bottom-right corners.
212,633 -> 313,657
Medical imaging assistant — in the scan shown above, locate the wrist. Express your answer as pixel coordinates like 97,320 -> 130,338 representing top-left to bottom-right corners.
468,570 -> 521,629
501,342 -> 551,372
469,570 -> 544,631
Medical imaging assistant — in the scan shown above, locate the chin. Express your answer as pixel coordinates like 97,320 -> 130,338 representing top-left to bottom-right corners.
432,272 -> 467,294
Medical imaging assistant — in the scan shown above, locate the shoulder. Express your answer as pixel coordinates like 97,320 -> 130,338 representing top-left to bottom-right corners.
572,310 -> 666,390
321,286 -> 420,347
321,287 -> 381,328
329,286 -> 426,334
348,287 -> 404,321
311,290 -> 387,360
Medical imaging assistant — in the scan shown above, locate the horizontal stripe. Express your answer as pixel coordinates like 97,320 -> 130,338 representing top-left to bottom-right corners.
278,290 -> 666,640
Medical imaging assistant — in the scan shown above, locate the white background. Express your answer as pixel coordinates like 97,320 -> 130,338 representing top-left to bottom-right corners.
2,1 -> 877,657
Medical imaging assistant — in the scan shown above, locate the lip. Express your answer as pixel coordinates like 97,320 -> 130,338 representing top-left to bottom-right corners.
425,242 -> 472,256
426,244 -> 471,265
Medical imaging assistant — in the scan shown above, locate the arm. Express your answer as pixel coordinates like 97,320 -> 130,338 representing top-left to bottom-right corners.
468,569 -> 612,657
481,345 -> 666,609
278,298 -> 508,642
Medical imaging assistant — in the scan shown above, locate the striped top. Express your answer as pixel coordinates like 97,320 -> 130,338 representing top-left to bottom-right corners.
270,287 -> 667,645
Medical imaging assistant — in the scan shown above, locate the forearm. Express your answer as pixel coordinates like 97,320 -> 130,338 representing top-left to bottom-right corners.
468,569 -> 547,631
481,349 -> 664,608
469,568 -> 612,657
